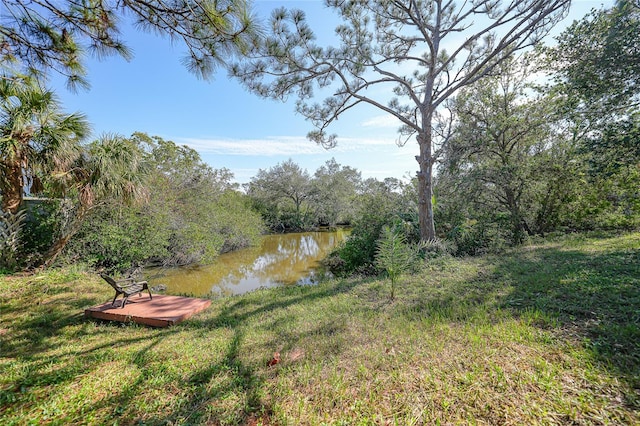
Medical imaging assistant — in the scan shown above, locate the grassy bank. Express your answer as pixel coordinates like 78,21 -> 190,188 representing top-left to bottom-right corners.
1,233 -> 638,425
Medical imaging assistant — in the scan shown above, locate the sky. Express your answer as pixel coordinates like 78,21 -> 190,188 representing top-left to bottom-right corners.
49,0 -> 614,184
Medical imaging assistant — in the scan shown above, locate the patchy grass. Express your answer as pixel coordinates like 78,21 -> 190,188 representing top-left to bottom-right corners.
0,233 -> 638,425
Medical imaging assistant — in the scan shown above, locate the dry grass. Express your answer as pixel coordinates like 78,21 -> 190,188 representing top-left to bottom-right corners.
0,232 -> 638,425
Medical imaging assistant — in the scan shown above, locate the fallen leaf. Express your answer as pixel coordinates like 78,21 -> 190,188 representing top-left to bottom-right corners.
267,352 -> 280,367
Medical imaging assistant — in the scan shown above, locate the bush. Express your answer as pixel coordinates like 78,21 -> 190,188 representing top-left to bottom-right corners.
0,209 -> 25,271
326,181 -> 420,276
446,219 -> 494,256
65,204 -> 171,272
0,200 -> 67,270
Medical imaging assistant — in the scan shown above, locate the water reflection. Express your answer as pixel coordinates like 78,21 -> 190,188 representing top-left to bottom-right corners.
146,230 -> 348,297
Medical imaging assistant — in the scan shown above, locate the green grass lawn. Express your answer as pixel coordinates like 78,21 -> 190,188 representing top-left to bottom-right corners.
1,232 -> 638,425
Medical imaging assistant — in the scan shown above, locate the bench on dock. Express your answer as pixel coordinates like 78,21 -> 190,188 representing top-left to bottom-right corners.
100,273 -> 152,308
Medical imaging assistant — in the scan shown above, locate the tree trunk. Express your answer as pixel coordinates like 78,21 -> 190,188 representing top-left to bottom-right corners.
416,130 -> 436,241
1,161 -> 24,214
505,188 -> 530,245
41,234 -> 72,268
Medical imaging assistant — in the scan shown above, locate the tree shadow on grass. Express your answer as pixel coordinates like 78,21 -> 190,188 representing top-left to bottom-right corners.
160,328 -> 266,425
0,321 -> 176,407
139,278 -> 368,423
192,277 -> 362,330
83,324 -> 268,424
0,296 -> 98,358
384,242 -> 639,410
1,276 -> 366,424
492,245 -> 640,403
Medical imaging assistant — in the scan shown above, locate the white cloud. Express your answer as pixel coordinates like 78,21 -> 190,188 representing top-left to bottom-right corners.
176,136 -> 325,156
175,134 -> 397,156
337,136 -> 396,147
361,115 -> 402,129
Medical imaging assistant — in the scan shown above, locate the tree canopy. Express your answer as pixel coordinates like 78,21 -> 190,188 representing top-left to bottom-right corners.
233,0 -> 571,241
0,75 -> 89,214
246,158 -> 363,232
440,58 -> 557,245
549,0 -> 640,124
1,0 -> 260,88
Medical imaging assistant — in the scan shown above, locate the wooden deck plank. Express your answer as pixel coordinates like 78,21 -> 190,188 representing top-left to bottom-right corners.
84,294 -> 211,327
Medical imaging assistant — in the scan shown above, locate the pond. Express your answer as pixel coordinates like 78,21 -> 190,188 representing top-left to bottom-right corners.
145,229 -> 349,297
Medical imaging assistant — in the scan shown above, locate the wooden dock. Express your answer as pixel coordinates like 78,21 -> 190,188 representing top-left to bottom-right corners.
85,294 -> 211,327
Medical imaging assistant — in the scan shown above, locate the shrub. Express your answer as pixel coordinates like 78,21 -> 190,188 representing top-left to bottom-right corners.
326,180 -> 420,276
0,209 -> 25,271
375,226 -> 424,299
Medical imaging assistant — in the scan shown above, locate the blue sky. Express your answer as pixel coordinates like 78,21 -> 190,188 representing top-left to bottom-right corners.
50,0 -> 613,184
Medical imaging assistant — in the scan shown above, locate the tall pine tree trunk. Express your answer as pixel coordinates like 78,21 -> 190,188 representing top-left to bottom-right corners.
416,125 -> 436,242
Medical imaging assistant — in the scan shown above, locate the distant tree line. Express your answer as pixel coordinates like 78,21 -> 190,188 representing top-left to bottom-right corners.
245,158 -> 361,232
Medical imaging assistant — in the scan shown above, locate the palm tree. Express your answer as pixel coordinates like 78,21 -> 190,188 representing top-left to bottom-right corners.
41,134 -> 150,267
0,75 -> 90,214
0,76 -> 150,267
